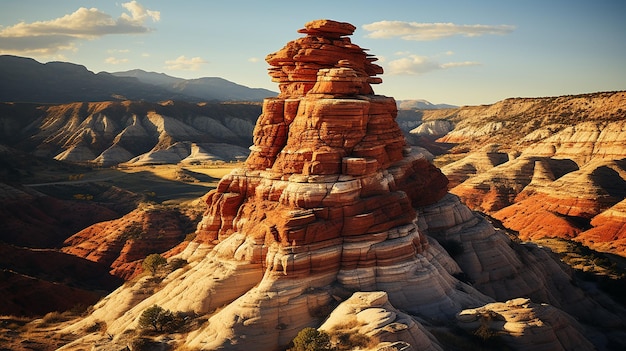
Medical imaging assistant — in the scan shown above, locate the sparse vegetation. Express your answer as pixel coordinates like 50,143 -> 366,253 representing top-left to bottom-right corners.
329,330 -> 375,351
142,253 -> 167,276
289,327 -> 332,351
168,257 -> 188,272
288,325 -> 376,351
137,305 -> 190,334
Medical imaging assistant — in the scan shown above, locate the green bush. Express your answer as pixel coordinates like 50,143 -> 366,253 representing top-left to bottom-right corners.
142,253 -> 167,276
138,305 -> 188,333
289,327 -> 332,351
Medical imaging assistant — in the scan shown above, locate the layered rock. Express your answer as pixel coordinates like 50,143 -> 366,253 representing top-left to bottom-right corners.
429,97 -> 626,256
5,101 -> 259,166
491,158 -> 626,245
60,19 -> 493,351
61,205 -> 200,279
58,20 -> 625,351
457,298 -> 595,351
416,193 -> 623,327
319,291 -> 443,351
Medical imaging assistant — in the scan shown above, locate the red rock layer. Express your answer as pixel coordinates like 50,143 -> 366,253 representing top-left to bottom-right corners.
492,194 -> 602,241
62,206 -> 196,279
267,20 -> 382,99
576,199 -> 626,256
195,19 -> 449,278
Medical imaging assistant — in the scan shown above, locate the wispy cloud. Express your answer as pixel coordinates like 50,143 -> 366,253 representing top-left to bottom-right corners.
164,56 -> 208,71
387,54 -> 480,75
105,56 -> 129,64
248,57 -> 260,63
363,21 -> 515,41
0,1 -> 159,55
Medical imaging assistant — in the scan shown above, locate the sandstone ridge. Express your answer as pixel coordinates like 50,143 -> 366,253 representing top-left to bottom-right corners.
416,92 -> 626,257
59,20 -> 625,351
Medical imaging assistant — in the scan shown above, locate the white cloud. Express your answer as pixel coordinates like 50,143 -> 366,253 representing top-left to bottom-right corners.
121,1 -> 160,23
248,57 -> 260,63
387,54 -> 480,75
363,21 -> 515,41
0,1 -> 160,56
105,56 -> 129,64
164,56 -> 208,71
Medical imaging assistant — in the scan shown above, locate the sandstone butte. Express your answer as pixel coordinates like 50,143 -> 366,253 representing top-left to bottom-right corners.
59,20 -> 626,351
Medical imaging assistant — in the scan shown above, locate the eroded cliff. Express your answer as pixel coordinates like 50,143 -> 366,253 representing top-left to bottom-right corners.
56,20 -> 625,351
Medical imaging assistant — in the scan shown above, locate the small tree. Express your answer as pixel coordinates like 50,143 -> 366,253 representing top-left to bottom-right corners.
289,327 -> 332,351
138,305 -> 167,332
138,305 -> 187,333
142,253 -> 167,276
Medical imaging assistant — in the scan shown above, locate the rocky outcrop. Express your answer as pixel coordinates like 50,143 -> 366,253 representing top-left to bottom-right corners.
319,291 -> 443,351
58,20 -> 624,351
457,298 -> 595,351
61,204 -> 201,279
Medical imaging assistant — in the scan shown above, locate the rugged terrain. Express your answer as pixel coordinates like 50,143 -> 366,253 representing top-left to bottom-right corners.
0,19 -> 614,351
0,100 -> 259,166
409,92 -> 626,258
0,55 -> 276,103
1,18 -> 625,351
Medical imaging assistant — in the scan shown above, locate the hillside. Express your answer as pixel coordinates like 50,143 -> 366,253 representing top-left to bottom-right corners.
0,100 -> 260,166
0,55 -> 276,103
112,69 -> 276,101
410,91 -> 626,257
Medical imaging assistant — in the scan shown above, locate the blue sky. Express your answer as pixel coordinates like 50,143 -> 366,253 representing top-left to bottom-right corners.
1,0 -> 624,106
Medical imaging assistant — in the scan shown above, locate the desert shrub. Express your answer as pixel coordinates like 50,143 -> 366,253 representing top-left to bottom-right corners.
131,337 -> 161,351
138,305 -> 167,332
168,258 -> 188,272
84,320 -> 107,333
331,331 -> 375,350
142,253 -> 167,276
138,305 -> 189,333
472,310 -> 503,342
122,222 -> 144,240
41,311 -> 65,324
289,327 -> 332,351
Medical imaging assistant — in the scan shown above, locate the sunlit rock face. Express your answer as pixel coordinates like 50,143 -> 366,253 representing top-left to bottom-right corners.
59,20 -> 625,351
457,298 -> 595,351
430,94 -> 626,257
182,19 -> 487,350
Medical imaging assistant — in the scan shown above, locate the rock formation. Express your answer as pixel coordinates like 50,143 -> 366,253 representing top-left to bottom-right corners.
58,20 -> 625,351
457,298 -> 595,351
415,92 -> 626,257
61,204 -> 201,279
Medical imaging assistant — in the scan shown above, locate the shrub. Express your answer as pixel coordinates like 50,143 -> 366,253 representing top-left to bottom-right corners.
331,331 -> 374,350
168,258 -> 188,272
138,305 -> 189,333
289,327 -> 332,351
142,253 -> 167,276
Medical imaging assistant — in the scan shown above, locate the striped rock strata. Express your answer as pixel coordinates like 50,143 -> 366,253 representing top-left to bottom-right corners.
60,19 -> 492,350
58,20 -> 624,351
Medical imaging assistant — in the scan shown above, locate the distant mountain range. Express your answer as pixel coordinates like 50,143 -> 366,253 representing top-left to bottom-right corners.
396,99 -> 457,110
0,55 -> 276,103
0,55 -> 459,107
